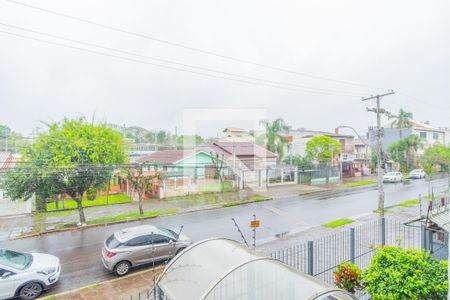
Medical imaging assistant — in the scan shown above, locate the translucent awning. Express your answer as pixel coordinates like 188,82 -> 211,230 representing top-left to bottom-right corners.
156,238 -> 357,300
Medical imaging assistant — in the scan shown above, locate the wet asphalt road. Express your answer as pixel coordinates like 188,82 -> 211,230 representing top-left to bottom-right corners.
1,178 -> 445,295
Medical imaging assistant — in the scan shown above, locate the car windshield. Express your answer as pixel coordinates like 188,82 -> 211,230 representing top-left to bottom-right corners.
158,227 -> 178,240
385,172 -> 396,176
106,234 -> 123,249
411,169 -> 422,172
0,249 -> 33,270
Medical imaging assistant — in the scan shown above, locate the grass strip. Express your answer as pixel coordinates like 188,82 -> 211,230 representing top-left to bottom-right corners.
221,196 -> 271,207
46,194 -> 132,211
87,208 -> 178,225
396,199 -> 420,207
322,218 -> 354,228
342,181 -> 376,188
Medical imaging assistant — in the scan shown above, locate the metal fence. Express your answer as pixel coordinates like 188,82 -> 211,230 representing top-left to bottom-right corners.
269,217 -> 448,295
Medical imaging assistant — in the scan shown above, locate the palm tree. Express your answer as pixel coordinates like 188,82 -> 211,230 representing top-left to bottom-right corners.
405,134 -> 424,169
260,118 -> 291,162
390,109 -> 413,139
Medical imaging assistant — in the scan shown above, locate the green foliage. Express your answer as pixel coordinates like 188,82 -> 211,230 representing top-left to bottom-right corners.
334,262 -> 364,293
283,154 -> 314,169
177,135 -> 204,148
1,118 -> 128,222
86,187 -> 97,200
388,135 -> 424,171
365,246 -> 448,300
306,136 -> 341,164
46,194 -> 132,211
221,196 -> 271,207
260,118 -> 291,161
389,108 -> 413,139
396,199 -> 420,207
342,181 -> 376,188
322,218 -> 353,228
421,144 -> 450,173
87,208 -> 178,225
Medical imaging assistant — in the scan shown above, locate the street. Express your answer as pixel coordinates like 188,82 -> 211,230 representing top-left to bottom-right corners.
1,178 -> 444,296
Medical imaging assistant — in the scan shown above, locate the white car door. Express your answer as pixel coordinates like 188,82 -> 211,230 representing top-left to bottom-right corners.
0,267 -> 18,299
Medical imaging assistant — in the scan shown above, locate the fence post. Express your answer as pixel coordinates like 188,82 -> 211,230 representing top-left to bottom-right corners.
307,240 -> 314,276
350,228 -> 355,263
381,217 -> 386,246
421,224 -> 427,250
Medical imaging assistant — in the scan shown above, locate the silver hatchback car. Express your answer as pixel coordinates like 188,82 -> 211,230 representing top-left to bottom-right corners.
101,225 -> 191,276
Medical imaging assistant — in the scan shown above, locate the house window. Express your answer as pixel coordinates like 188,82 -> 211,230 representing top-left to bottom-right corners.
433,132 -> 439,140
419,132 -> 427,139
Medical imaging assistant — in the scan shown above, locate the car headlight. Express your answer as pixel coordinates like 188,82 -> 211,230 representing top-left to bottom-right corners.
37,267 -> 57,275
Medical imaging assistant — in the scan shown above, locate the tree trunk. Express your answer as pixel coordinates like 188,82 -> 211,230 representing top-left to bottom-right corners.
138,194 -> 144,215
54,194 -> 59,210
77,194 -> 86,226
35,195 -> 47,212
106,179 -> 111,205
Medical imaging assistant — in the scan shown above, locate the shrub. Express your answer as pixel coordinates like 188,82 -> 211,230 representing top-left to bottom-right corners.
86,187 -> 97,200
334,262 -> 364,293
365,246 -> 448,300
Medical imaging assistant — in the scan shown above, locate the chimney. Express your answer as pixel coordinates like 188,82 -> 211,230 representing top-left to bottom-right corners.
335,127 -> 339,135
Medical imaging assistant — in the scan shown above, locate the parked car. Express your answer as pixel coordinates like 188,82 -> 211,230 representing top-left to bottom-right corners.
101,225 -> 192,276
409,169 -> 426,179
383,172 -> 403,183
0,249 -> 61,300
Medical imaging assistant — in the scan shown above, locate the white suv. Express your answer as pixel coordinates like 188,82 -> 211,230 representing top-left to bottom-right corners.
0,249 -> 61,300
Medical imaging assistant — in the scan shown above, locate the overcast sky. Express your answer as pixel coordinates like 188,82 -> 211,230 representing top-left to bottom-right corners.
1,0 -> 449,138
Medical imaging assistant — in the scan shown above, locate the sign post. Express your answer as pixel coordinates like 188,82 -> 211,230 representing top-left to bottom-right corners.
250,214 -> 260,249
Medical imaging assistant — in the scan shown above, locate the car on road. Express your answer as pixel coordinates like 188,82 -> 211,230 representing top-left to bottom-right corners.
383,172 -> 403,183
0,249 -> 61,300
409,169 -> 426,179
101,225 -> 192,276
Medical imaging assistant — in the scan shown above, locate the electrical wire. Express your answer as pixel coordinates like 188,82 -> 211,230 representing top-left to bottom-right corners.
2,0 -> 386,91
0,29 -> 365,97
0,22 -> 365,97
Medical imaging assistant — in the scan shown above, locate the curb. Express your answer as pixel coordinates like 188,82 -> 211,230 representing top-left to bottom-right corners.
39,266 -> 164,299
17,197 -> 273,240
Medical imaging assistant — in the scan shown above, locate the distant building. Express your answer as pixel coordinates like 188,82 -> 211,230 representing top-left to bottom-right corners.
369,120 -> 446,155
219,127 -> 254,143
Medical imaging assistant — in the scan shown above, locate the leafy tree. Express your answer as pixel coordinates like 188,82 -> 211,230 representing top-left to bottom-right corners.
365,246 -> 447,300
122,164 -> 161,215
156,130 -> 172,144
283,154 -> 313,170
389,108 -> 413,139
177,135 -> 204,148
0,124 -> 29,153
1,118 -> 127,224
260,118 -> 291,161
306,136 -> 341,184
421,144 -> 450,174
388,135 -> 424,171
306,136 -> 341,163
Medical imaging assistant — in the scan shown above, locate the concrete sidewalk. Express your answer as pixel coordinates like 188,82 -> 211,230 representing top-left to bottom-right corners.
0,189 -> 261,240
40,267 -> 162,300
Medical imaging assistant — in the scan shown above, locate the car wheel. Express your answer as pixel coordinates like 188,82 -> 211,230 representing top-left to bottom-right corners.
19,282 -> 43,300
115,261 -> 131,276
176,247 -> 186,256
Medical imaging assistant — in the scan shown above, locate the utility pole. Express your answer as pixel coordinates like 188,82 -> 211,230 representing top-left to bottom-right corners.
362,90 -> 395,218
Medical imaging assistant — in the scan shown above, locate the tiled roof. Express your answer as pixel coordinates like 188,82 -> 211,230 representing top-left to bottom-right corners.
0,151 -> 15,169
136,149 -> 198,164
211,142 -> 277,158
430,209 -> 449,232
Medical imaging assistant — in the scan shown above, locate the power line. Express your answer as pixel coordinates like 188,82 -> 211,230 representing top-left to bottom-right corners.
0,30 -> 366,96
0,22 -> 364,97
3,0 -> 386,91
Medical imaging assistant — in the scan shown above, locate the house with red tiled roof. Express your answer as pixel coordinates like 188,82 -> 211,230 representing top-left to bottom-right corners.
0,152 -> 33,216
